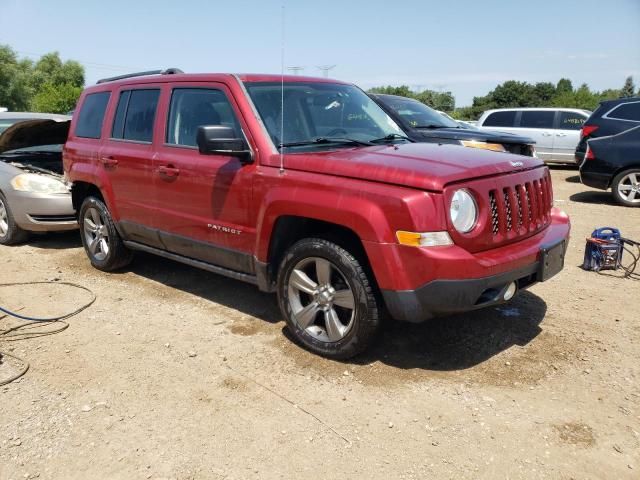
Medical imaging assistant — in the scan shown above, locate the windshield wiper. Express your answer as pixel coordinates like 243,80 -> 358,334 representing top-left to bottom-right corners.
280,137 -> 374,148
413,124 -> 451,129
370,133 -> 411,144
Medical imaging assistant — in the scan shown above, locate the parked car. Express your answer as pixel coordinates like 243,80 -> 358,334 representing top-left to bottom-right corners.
64,70 -> 570,359
0,117 -> 76,244
371,94 -> 536,156
0,112 -> 71,134
575,97 -> 640,163
476,108 -> 591,164
579,125 -> 640,207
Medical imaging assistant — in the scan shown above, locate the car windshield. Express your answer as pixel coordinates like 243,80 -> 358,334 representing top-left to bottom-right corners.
245,82 -> 405,150
3,144 -> 63,154
0,118 -> 34,134
379,96 -> 460,129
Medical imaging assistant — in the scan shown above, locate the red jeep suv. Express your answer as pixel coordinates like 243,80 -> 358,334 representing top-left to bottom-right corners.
64,70 -> 570,359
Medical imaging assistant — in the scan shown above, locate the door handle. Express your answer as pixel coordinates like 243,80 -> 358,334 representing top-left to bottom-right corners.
541,132 -> 552,137
158,165 -> 180,178
100,155 -> 118,167
556,133 -> 567,137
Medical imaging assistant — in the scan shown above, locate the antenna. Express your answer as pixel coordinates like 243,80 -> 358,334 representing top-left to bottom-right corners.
287,66 -> 305,75
316,65 -> 336,78
279,4 -> 285,175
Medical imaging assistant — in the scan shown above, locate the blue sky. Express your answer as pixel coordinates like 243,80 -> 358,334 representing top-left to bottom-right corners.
1,0 -> 639,106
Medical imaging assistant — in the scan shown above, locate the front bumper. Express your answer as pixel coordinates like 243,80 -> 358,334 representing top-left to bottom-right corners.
9,190 -> 77,232
373,210 -> 570,323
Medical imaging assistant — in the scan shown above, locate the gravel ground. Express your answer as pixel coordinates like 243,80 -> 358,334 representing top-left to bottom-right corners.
0,168 -> 638,480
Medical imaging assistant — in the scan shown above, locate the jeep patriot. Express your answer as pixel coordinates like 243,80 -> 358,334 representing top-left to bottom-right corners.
63,70 -> 570,358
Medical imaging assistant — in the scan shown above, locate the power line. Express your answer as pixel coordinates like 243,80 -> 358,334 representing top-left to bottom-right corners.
287,66 -> 305,75
316,65 -> 336,78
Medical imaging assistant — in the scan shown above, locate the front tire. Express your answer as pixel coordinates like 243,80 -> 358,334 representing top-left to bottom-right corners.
612,169 -> 640,207
79,196 -> 133,271
277,238 -> 381,359
0,192 -> 29,245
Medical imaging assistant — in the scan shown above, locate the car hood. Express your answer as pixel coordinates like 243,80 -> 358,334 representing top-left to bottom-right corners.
0,119 -> 71,154
280,142 -> 544,191
413,127 -> 535,145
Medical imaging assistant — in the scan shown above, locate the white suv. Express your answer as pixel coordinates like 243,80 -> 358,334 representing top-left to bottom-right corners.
476,108 -> 591,164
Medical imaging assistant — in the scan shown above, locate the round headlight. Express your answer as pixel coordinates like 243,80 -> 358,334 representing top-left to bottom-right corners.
450,189 -> 478,233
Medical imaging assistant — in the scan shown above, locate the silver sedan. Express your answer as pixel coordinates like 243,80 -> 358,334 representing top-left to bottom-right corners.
0,116 -> 76,244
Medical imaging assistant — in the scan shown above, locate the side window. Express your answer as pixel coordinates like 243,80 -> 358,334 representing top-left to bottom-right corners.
166,88 -> 241,147
607,102 -> 640,122
75,92 -> 110,139
520,111 -> 555,129
111,89 -> 160,142
558,111 -> 587,130
484,111 -> 516,127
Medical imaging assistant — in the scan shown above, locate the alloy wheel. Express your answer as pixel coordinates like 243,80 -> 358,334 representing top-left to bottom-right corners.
287,257 -> 356,343
0,199 -> 8,237
617,172 -> 640,203
83,207 -> 110,261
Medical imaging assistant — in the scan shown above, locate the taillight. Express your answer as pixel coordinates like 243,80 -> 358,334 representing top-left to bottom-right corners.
581,125 -> 599,139
585,146 -> 595,161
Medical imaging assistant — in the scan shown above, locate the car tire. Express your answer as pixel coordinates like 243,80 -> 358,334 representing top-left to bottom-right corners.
79,196 -> 133,271
611,169 -> 640,207
277,238 -> 381,359
0,192 -> 29,245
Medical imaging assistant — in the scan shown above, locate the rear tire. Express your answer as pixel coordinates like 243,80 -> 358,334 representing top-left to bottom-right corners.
0,192 -> 29,245
79,196 -> 133,271
277,238 -> 381,359
612,169 -> 640,207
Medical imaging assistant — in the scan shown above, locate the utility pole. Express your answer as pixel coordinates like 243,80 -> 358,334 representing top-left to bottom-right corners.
287,66 -> 305,75
316,65 -> 336,78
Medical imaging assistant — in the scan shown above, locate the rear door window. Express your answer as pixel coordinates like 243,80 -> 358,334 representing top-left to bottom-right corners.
483,111 -> 516,127
75,92 -> 110,139
166,88 -> 241,147
111,89 -> 160,142
557,111 -> 586,130
606,102 -> 640,122
520,111 -> 555,129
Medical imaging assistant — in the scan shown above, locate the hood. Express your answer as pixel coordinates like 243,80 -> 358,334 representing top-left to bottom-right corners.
414,127 -> 535,145
0,119 -> 71,154
279,142 -> 544,191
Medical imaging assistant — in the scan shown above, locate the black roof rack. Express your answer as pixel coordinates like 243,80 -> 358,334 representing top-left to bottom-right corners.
96,68 -> 184,84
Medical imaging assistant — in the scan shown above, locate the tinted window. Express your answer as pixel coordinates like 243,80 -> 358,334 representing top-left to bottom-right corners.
75,92 -> 110,138
111,91 -> 131,139
484,111 -> 516,127
558,111 -> 586,130
608,102 -> 640,122
110,89 -> 159,142
167,88 -> 241,147
520,111 -> 554,129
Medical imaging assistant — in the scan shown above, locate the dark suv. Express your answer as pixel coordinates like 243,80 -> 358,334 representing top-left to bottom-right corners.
64,70 -> 570,359
575,97 -> 640,163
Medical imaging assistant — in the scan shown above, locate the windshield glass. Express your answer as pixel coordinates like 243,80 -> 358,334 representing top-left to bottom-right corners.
378,96 -> 459,129
0,118 -> 33,134
245,82 -> 405,150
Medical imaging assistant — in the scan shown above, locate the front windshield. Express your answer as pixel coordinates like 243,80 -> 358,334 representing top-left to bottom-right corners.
245,82 -> 405,150
0,118 -> 31,135
380,96 -> 459,129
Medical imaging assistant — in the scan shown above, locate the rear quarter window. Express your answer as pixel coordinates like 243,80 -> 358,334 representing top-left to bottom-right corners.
483,111 -> 516,127
606,101 -> 640,122
75,92 -> 111,139
558,111 -> 587,130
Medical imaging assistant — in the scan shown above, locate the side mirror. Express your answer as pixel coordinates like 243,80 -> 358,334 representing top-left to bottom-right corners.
196,125 -> 252,163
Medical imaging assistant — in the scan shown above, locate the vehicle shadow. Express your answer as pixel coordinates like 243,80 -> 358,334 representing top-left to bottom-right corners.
125,252 -> 282,324
354,291 -> 546,371
565,175 -> 581,184
125,252 -> 546,371
569,190 -> 617,206
27,230 -> 82,250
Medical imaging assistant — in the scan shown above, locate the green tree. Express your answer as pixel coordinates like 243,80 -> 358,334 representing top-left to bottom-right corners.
368,85 -> 455,112
556,78 -> 573,95
621,76 -> 636,97
0,45 -> 33,110
31,82 -> 82,114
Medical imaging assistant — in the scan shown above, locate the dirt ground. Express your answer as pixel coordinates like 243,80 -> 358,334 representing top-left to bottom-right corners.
1,168 -> 639,480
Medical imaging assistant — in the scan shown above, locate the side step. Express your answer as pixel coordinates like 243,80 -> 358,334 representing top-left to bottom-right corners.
123,241 -> 258,286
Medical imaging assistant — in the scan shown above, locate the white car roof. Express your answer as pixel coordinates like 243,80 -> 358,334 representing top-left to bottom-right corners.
482,107 -> 590,114
0,112 -> 71,121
